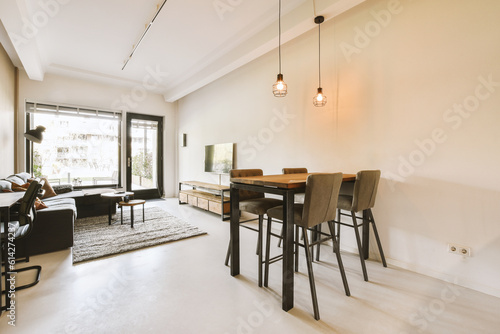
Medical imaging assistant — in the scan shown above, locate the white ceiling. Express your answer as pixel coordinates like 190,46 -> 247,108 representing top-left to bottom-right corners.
0,0 -> 365,102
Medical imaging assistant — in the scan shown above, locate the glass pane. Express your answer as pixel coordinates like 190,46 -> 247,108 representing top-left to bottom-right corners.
131,119 -> 158,190
32,113 -> 120,187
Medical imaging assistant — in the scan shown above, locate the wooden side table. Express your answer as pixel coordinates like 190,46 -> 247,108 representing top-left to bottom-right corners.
101,191 -> 134,225
119,199 -> 146,228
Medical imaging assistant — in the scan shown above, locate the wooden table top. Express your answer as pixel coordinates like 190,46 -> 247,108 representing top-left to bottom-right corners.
0,192 -> 25,208
231,173 -> 356,189
119,199 -> 146,206
101,191 -> 134,198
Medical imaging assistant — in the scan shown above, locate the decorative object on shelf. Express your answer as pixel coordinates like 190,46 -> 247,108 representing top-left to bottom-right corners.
124,195 -> 131,203
313,15 -> 327,107
273,0 -> 287,97
24,125 -> 46,177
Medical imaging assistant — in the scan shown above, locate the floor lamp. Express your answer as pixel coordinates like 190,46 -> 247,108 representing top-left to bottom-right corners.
24,126 -> 46,177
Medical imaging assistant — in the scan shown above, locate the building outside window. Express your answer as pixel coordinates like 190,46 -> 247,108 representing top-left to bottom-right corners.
26,102 -> 121,187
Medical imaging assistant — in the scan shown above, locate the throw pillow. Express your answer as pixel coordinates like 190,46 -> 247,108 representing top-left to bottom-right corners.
52,184 -> 74,194
41,178 -> 57,199
35,197 -> 48,210
11,182 -> 29,192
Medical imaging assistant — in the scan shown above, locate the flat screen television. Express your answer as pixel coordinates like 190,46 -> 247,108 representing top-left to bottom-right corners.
204,143 -> 234,174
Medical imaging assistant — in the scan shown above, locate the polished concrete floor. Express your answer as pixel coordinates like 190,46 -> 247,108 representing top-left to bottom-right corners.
1,198 -> 499,334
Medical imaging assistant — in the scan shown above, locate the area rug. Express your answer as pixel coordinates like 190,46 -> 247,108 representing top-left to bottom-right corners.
73,206 -> 206,264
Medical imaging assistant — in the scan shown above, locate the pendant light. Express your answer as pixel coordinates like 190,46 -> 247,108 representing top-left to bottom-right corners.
313,15 -> 326,107
273,0 -> 287,97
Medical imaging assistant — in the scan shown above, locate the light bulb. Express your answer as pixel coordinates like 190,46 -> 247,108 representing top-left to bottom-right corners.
313,87 -> 327,107
273,74 -> 287,97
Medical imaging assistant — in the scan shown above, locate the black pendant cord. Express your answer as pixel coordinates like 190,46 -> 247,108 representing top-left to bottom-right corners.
318,23 -> 321,88
279,0 -> 282,75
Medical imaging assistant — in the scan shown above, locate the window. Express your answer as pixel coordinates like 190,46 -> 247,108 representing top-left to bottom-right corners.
26,102 -> 121,187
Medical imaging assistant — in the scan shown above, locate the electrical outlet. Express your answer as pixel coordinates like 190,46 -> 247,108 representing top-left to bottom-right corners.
447,243 -> 471,257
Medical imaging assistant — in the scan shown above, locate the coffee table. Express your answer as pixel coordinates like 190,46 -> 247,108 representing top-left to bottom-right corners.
101,191 -> 134,225
118,199 -> 146,228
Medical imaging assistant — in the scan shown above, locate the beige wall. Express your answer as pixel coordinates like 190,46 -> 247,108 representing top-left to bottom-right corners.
177,0 -> 500,296
18,71 -> 178,196
0,42 -> 15,176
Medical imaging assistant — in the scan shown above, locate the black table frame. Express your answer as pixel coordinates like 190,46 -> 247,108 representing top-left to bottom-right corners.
0,193 -> 24,316
229,181 -> 370,312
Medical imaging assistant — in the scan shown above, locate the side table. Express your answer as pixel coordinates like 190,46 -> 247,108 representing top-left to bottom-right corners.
118,200 -> 146,228
101,192 -> 134,225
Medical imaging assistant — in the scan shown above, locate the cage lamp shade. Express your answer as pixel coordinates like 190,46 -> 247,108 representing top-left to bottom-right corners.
313,88 -> 327,107
24,126 -> 46,143
273,73 -> 288,97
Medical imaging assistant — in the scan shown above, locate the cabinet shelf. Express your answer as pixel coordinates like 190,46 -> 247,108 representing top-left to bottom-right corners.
178,181 -> 230,220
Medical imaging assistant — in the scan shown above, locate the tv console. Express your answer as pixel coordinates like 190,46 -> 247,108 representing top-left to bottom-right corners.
178,181 -> 230,220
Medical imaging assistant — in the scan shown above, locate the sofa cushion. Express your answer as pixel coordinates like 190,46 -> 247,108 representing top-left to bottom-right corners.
15,172 -> 32,183
0,180 -> 12,191
6,175 -> 24,185
39,197 -> 77,219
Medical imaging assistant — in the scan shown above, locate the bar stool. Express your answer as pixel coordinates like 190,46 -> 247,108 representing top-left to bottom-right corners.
334,170 -> 386,281
264,173 -> 350,320
225,169 -> 282,287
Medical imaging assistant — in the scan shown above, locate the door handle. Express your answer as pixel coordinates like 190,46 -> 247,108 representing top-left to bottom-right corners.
127,157 -> 131,167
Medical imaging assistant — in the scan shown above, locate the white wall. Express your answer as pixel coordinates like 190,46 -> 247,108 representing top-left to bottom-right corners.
17,71 -> 178,196
177,0 -> 500,297
0,42 -> 15,176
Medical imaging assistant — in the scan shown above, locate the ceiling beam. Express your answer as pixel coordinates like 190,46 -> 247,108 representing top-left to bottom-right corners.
163,0 -> 366,102
0,0 -> 45,81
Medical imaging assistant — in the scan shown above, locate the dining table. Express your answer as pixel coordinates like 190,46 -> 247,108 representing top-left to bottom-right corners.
0,191 -> 25,315
229,172 -> 363,312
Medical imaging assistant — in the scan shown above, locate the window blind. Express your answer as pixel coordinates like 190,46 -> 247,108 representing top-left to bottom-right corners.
26,102 -> 121,121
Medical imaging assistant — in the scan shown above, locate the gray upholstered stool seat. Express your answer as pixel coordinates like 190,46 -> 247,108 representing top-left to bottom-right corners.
240,198 -> 283,216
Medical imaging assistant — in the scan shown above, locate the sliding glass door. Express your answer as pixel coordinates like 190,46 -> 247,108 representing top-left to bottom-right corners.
126,113 -> 163,199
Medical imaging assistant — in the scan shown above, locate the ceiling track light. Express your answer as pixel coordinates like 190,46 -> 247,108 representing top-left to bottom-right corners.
273,0 -> 287,97
122,0 -> 169,71
313,15 -> 326,107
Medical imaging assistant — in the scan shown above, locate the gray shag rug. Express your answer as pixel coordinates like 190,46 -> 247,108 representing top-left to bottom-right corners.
73,206 -> 206,264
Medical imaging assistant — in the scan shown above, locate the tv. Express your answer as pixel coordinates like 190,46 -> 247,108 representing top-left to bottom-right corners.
204,143 -> 234,174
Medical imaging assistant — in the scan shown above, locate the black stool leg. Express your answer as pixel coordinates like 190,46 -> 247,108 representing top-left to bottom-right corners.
351,211 -> 368,281
368,209 -> 387,267
302,226 -> 320,320
328,221 -> 350,296
225,242 -> 231,266
121,206 -> 123,225
264,216 -> 272,287
258,215 -> 263,287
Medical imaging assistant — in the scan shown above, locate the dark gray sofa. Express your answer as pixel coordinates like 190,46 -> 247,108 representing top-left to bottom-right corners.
1,172 -> 116,257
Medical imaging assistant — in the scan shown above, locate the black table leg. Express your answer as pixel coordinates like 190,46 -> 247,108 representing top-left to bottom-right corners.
108,198 -> 113,225
131,206 -> 134,228
230,185 -> 240,276
282,190 -> 294,312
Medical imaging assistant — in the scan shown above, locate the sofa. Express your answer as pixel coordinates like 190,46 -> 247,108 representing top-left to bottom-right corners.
0,172 -> 116,257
